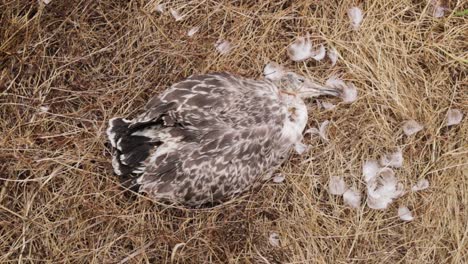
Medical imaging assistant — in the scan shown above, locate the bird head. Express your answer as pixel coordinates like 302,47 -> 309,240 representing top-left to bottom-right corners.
277,72 -> 340,98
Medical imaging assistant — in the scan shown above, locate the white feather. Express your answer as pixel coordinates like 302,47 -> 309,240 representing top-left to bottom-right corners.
343,187 -> 361,208
304,120 -> 329,141
402,120 -> 423,136
396,183 -> 407,198
39,106 -> 49,113
432,1 -> 448,18
263,62 -> 285,81
328,176 -> 347,195
325,76 -> 357,103
446,109 -> 463,126
187,27 -> 200,37
328,46 -> 339,66
433,6 -> 445,18
294,142 -> 309,155
272,174 -> 285,183
320,101 -> 336,110
341,82 -> 358,103
398,206 -> 414,221
348,7 -> 363,30
112,156 -> 122,175
366,168 -> 404,210
215,40 -> 232,55
319,120 -> 330,141
119,154 -> 128,165
411,179 -> 429,192
269,232 -> 280,247
367,195 -> 391,210
305,127 -> 319,136
380,149 -> 404,168
312,44 -> 326,61
170,8 -> 183,21
131,127 -> 161,138
288,36 -> 313,61
362,160 -> 380,183
155,4 -> 165,13
132,166 -> 145,174
325,76 -> 346,88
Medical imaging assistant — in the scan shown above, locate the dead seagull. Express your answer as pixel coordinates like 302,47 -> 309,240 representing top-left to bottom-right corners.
107,72 -> 340,206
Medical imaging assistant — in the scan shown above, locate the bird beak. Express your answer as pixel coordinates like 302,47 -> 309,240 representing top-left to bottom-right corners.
279,90 -> 297,96
298,80 -> 341,98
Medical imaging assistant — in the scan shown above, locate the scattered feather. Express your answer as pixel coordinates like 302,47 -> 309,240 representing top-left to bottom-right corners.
319,120 -> 330,141
328,47 -> 339,66
432,0 -> 448,18
396,182 -> 406,198
272,174 -> 285,183
155,4 -> 165,13
398,206 -> 414,221
325,76 -> 346,88
215,40 -> 232,55
329,176 -> 347,195
263,62 -> 285,81
305,127 -> 319,135
402,120 -> 423,136
320,101 -> 336,110
411,179 -> 429,192
312,44 -> 326,61
348,7 -> 363,30
366,168 -> 403,210
288,36 -> 313,61
363,160 -> 380,183
325,76 -> 357,103
269,232 -> 280,247
367,192 -> 391,210
187,27 -> 200,37
341,83 -> 358,103
446,109 -> 463,126
170,8 -> 183,21
433,6 -> 445,17
39,106 -> 49,113
294,142 -> 309,155
380,149 -> 404,168
304,120 -> 329,141
343,187 -> 361,208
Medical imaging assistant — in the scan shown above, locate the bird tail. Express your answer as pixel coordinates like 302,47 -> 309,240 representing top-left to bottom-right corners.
107,117 -> 131,149
106,117 -> 158,191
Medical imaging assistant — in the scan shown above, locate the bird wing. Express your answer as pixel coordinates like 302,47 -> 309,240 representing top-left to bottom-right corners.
135,72 -> 281,129
137,124 -> 286,205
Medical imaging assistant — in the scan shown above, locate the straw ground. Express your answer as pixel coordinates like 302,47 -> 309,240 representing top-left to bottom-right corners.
1,0 -> 467,263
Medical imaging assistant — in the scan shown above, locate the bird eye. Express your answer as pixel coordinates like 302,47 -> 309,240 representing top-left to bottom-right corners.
298,78 -> 305,83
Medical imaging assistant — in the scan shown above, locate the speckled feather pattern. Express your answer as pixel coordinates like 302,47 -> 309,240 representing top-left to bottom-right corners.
109,73 -> 299,206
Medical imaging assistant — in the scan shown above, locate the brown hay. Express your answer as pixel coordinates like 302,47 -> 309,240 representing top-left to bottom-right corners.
1,0 -> 467,263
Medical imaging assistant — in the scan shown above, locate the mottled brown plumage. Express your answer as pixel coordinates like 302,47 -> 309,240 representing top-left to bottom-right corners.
107,72 -> 339,206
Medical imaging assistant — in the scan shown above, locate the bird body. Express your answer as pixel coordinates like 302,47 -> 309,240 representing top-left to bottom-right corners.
107,72 -> 338,206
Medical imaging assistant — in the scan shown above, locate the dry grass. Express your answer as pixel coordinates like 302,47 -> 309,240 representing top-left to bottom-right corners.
1,0 -> 467,263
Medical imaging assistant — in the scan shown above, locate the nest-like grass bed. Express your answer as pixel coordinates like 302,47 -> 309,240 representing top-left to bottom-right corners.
1,0 -> 466,263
